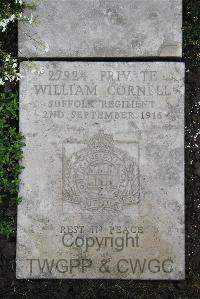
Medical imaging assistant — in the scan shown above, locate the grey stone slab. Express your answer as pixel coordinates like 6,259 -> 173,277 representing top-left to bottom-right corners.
19,0 -> 182,57
17,61 -> 185,279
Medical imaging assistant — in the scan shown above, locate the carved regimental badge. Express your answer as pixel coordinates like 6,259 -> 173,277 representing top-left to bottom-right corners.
62,130 -> 140,211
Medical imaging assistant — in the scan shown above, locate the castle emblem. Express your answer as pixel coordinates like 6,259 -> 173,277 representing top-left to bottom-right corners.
62,130 -> 140,211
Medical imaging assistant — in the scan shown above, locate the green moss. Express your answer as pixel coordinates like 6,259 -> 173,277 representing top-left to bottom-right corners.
0,1 -> 22,18
0,92 -> 25,237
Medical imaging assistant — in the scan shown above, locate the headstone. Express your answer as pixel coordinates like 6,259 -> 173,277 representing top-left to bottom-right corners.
19,0 -> 182,57
17,61 -> 185,279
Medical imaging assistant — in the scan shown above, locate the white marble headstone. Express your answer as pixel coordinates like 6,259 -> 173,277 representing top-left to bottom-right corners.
17,61 -> 185,279
19,0 -> 182,57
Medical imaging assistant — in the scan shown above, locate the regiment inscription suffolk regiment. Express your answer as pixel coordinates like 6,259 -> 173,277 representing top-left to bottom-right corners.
17,62 -> 185,279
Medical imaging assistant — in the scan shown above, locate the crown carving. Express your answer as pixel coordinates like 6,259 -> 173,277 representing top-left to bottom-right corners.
88,130 -> 114,152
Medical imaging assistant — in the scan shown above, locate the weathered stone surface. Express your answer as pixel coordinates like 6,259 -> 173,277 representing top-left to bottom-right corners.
19,0 -> 182,57
17,61 -> 185,279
